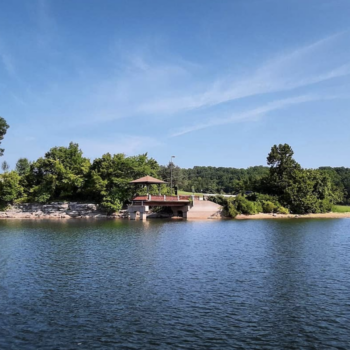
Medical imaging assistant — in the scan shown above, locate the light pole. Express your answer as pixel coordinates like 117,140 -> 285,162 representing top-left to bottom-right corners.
170,155 -> 175,196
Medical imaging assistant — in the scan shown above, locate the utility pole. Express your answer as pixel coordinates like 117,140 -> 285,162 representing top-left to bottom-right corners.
170,155 -> 175,195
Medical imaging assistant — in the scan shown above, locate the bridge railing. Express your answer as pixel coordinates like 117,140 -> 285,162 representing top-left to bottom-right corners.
131,194 -> 201,203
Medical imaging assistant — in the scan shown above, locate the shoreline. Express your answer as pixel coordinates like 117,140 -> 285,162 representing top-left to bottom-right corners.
1,212 -> 350,221
235,212 -> 350,220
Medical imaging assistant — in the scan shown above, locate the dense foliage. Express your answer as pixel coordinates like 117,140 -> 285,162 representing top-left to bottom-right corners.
210,193 -> 289,218
0,136 -> 349,215
318,167 -> 350,204
0,142 -> 160,213
85,153 -> 159,213
209,144 -> 343,216
24,142 -> 91,203
159,164 -> 269,194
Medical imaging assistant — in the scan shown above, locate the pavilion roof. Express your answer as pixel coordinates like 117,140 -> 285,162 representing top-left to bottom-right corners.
129,175 -> 167,184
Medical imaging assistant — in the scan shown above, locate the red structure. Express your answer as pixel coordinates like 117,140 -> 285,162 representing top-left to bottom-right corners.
131,194 -> 200,206
128,176 -> 198,219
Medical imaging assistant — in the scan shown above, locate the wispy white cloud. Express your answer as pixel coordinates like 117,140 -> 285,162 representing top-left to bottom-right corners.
48,53 -> 195,127
57,31 -> 350,128
139,31 -> 350,115
3,27 -> 350,142
170,94 -> 341,137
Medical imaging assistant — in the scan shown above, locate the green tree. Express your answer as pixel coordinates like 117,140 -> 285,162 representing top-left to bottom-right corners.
267,144 -> 299,173
25,142 -> 91,202
0,171 -> 23,204
0,117 -> 9,157
159,163 -> 186,192
319,167 -> 350,204
86,153 -> 159,211
267,144 -> 301,196
16,158 -> 31,176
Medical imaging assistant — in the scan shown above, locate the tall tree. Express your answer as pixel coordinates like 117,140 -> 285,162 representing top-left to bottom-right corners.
267,144 -> 300,177
267,144 -> 301,196
0,117 -> 9,157
25,142 -> 91,202
159,163 -> 186,189
16,158 -> 31,176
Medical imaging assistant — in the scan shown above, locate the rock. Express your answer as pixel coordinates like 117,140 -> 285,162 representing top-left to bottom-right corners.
0,202 -> 126,220
67,211 -> 79,218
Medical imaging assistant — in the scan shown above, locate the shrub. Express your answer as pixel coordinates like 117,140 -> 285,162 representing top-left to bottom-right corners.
100,199 -> 122,214
255,201 -> 263,213
235,195 -> 257,215
277,206 -> 289,214
318,199 -> 333,213
100,190 -> 122,214
262,201 -> 276,213
227,202 -> 239,218
249,193 -> 280,207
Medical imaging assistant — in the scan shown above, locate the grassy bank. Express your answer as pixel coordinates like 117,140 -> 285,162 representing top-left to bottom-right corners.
332,205 -> 350,213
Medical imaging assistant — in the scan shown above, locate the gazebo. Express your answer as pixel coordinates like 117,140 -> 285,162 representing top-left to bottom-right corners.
129,175 -> 167,196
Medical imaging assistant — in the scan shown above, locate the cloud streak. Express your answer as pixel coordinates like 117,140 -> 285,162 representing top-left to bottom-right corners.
139,31 -> 350,115
170,94 -> 341,137
59,31 -> 350,129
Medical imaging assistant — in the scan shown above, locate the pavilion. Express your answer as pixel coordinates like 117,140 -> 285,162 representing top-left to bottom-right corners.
128,175 -> 197,220
129,175 -> 167,196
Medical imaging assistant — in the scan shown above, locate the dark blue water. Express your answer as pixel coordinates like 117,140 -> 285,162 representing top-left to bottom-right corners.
1,219 -> 350,349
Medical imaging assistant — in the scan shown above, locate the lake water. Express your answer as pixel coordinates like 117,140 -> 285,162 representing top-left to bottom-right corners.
1,219 -> 350,349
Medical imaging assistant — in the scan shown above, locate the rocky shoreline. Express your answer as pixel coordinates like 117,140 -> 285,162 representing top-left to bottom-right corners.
0,202 -> 129,219
1,203 -> 349,221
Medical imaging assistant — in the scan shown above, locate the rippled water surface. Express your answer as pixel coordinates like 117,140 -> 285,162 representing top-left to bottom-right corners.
1,219 -> 350,349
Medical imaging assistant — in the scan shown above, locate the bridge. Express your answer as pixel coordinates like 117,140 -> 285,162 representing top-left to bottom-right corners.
128,194 -> 200,220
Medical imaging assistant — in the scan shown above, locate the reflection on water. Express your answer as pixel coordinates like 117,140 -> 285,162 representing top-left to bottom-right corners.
0,219 -> 350,349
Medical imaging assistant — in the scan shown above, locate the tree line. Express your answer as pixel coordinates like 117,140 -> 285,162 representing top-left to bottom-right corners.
210,144 -> 346,217
0,142 -> 161,213
160,156 -> 350,207
0,116 -> 350,215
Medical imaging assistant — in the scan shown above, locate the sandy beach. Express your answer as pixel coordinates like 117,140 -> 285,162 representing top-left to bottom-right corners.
235,212 -> 350,220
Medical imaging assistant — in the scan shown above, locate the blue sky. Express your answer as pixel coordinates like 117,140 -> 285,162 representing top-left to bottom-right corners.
1,0 -> 350,169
